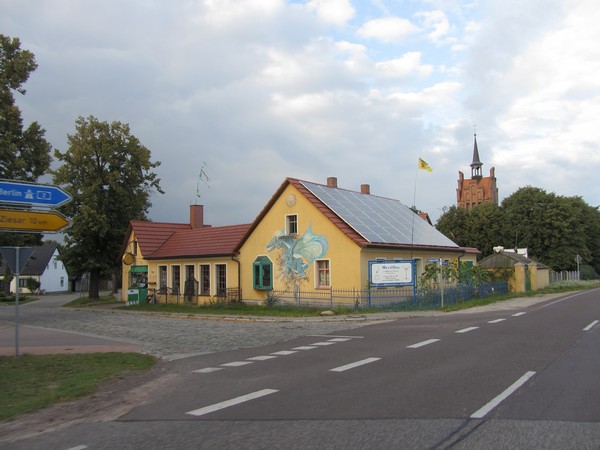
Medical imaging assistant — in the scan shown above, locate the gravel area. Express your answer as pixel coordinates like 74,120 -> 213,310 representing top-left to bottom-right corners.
0,293 -> 376,360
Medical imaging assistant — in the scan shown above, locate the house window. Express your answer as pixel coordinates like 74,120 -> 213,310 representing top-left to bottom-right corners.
171,265 -> 180,294
184,265 -> 196,297
60,277 -> 64,287
53,258 -> 58,269
316,260 -> 330,288
286,214 -> 298,235
132,240 -> 138,255
158,266 -> 167,293
18,278 -> 28,288
199,264 -> 210,295
253,256 -> 273,290
216,264 -> 226,296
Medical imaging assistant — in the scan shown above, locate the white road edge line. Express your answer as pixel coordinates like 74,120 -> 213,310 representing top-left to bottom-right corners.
407,339 -> 440,349
583,320 -> 599,331
186,389 -> 279,417
470,371 -> 536,419
330,357 -> 381,372
456,327 -> 479,334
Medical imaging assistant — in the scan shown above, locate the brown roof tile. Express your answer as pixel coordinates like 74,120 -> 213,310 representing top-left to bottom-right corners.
129,221 -> 190,257
150,224 -> 251,259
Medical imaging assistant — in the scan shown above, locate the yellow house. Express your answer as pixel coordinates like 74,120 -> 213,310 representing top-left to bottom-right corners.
236,177 -> 477,305
120,176 -> 478,306
120,205 -> 250,304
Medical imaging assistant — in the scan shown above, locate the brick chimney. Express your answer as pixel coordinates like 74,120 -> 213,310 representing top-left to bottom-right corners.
190,204 -> 204,229
361,184 -> 370,195
327,177 -> 338,188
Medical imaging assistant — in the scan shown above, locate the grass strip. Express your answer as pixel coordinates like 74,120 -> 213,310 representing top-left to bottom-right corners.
0,353 -> 156,421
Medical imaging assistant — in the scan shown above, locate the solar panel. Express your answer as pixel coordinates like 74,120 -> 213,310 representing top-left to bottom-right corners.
301,181 -> 458,248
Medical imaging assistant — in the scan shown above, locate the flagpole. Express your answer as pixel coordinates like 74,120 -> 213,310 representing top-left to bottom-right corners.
410,164 -> 419,258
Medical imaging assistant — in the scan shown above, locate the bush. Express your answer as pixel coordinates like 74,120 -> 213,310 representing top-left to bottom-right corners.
263,292 -> 280,308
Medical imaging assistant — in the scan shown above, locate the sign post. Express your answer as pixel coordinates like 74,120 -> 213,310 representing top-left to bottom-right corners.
0,247 -> 34,357
0,180 -> 72,356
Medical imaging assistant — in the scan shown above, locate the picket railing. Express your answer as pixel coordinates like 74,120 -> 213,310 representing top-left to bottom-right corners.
270,282 -> 509,310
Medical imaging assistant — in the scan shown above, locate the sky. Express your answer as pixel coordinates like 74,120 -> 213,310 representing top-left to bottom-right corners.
2,0 -> 599,229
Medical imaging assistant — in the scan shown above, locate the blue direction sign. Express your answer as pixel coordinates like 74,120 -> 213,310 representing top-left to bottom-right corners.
0,180 -> 72,208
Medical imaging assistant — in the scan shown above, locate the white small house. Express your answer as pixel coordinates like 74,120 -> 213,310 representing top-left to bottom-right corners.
1,242 -> 69,294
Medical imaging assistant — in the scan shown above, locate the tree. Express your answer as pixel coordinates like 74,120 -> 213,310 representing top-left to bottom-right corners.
436,187 -> 600,273
0,34 -> 52,183
0,35 -> 52,292
435,203 -> 503,256
52,116 -> 163,299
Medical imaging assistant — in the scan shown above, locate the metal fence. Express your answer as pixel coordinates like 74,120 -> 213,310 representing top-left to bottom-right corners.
549,270 -> 579,283
270,281 -> 509,310
150,287 -> 242,305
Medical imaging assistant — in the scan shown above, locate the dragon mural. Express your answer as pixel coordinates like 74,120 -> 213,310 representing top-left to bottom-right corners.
267,224 -> 328,285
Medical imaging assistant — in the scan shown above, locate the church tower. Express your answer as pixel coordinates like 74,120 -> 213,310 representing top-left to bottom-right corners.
457,134 -> 498,209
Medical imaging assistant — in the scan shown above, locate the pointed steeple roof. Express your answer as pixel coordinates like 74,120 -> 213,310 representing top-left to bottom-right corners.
471,133 -> 483,178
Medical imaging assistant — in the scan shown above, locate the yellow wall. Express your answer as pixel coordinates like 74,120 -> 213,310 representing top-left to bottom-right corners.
238,183 -> 362,302
120,230 -> 239,304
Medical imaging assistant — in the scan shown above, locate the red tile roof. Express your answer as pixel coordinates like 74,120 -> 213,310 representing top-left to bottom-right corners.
127,221 -> 250,260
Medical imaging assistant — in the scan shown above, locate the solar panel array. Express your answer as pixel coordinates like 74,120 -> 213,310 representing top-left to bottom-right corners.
301,181 -> 458,248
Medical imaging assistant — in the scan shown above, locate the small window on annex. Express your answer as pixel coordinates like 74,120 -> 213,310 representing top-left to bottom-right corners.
253,256 -> 273,290
199,264 -> 210,295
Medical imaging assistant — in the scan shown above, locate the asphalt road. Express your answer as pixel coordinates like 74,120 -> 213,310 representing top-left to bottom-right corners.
1,290 -> 600,449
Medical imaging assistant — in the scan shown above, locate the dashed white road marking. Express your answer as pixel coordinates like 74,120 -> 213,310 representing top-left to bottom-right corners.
292,346 -> 318,350
407,339 -> 440,349
270,350 -> 298,356
488,318 -> 506,324
583,320 -> 599,331
328,338 -> 353,342
221,361 -> 253,367
247,355 -> 278,361
512,312 -> 527,317
193,367 -> 223,374
66,446 -> 88,450
186,389 -> 279,417
330,357 -> 381,372
456,326 -> 479,334
311,341 -> 336,346
471,371 -> 536,419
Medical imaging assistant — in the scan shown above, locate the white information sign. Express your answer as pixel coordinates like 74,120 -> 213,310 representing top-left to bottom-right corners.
369,259 -> 415,287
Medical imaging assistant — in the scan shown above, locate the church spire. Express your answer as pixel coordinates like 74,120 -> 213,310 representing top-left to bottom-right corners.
471,133 -> 483,178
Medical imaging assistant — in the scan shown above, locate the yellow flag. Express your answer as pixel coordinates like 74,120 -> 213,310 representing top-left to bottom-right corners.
418,158 -> 432,172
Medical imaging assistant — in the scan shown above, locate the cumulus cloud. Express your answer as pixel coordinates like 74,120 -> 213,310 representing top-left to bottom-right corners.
306,0 -> 355,26
357,16 -> 420,42
375,52 -> 433,78
415,10 -> 450,42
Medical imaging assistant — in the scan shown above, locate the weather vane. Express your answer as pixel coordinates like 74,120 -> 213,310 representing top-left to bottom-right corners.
196,162 -> 211,199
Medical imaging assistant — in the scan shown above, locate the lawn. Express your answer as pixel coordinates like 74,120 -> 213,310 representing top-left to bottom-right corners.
0,353 -> 156,421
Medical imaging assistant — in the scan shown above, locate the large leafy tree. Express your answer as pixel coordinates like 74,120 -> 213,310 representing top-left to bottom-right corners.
435,203 -> 503,256
52,116 -> 163,298
0,34 -> 51,290
0,34 -> 51,184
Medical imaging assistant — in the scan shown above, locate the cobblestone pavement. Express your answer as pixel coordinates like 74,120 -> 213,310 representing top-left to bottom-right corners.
0,294 -> 378,360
